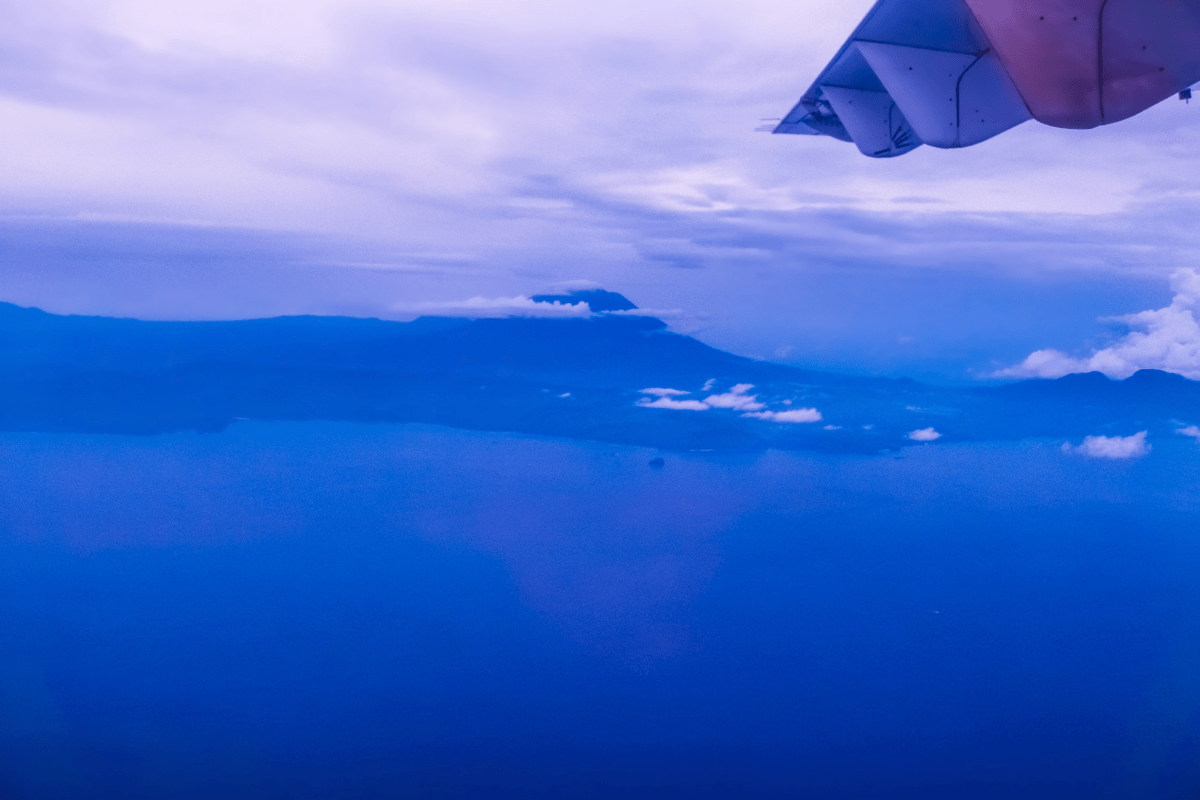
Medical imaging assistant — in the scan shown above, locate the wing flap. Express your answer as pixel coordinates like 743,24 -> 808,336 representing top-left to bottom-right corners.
821,86 -> 922,157
857,42 -> 1029,148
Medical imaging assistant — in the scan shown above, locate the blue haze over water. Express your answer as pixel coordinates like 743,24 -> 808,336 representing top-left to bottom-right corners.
3,296 -> 1200,797
3,425 -> 1200,798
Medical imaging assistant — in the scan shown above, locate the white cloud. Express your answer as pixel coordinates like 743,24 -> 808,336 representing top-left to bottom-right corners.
908,427 -> 942,442
636,382 -> 819,420
1177,425 -> 1200,440
637,396 -> 709,411
393,295 -> 591,318
1063,431 -> 1151,459
997,269 -> 1200,380
744,408 -> 823,423
701,379 -> 716,392
702,383 -> 765,411
640,387 -> 691,397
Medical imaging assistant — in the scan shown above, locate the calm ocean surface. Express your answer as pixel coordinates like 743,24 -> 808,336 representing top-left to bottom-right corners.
2,422 -> 1199,798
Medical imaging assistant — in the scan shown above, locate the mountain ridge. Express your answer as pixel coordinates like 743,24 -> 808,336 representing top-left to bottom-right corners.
2,299 -> 1197,452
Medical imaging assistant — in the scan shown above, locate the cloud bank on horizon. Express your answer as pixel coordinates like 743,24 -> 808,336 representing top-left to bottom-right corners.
999,269 -> 1200,380
393,295 -> 592,319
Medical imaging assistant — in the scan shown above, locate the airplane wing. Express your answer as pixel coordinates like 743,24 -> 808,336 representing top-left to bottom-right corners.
774,0 -> 1029,157
776,0 -> 1200,158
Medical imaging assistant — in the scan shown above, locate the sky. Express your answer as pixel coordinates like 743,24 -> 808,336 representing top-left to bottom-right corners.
3,0 -> 1200,382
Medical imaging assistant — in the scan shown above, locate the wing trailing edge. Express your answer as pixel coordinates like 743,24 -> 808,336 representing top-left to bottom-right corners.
775,0 -> 1200,158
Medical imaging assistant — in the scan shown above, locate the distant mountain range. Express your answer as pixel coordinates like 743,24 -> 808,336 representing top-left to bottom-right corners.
3,291 -> 1199,453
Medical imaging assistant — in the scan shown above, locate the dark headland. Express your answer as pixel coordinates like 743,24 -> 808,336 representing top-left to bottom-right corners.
2,290 -> 1197,452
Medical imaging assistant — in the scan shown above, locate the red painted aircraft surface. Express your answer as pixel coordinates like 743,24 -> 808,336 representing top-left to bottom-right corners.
773,0 -> 1200,157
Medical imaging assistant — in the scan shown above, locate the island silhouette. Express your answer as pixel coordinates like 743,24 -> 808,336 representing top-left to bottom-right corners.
3,290 -> 1196,452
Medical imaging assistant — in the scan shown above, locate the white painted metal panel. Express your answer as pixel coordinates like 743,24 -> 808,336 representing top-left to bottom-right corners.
955,51 -> 1031,146
857,42 -> 1030,148
819,86 -> 922,157
856,43 -> 975,147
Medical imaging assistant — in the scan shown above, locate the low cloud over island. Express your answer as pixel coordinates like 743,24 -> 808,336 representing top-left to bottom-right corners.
638,384 -> 822,423
1062,431 -> 1151,459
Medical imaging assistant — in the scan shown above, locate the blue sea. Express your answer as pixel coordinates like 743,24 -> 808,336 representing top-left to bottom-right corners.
2,422 -> 1199,798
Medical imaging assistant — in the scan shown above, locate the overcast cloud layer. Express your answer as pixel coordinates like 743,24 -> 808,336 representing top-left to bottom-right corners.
4,0 -> 1200,380
6,0 -> 1200,230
